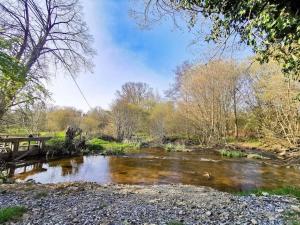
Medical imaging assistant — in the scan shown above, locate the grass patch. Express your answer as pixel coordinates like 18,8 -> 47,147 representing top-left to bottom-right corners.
46,136 -> 65,150
167,221 -> 184,225
40,131 -> 65,137
0,206 -> 26,223
45,131 -> 66,150
238,186 -> 300,199
164,143 -> 186,152
285,211 -> 300,225
219,149 -> 246,158
86,138 -> 140,155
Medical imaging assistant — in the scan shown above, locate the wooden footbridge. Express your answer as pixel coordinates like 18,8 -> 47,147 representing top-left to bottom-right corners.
0,136 -> 52,161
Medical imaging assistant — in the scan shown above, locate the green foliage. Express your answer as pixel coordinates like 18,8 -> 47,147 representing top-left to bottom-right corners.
86,138 -> 140,155
164,143 -> 186,152
219,149 -> 246,158
46,136 -> 65,150
86,138 -> 105,151
0,206 -> 26,223
238,186 -> 300,199
0,38 -> 26,117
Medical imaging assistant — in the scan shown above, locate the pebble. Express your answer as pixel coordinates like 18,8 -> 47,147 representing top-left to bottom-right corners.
291,205 -> 300,213
0,183 -> 298,225
206,211 -> 212,216
251,218 -> 258,224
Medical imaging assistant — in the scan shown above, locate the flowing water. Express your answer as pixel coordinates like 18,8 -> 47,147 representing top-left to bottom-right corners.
8,148 -> 300,192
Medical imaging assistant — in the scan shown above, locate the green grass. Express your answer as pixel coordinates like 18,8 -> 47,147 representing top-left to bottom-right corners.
0,128 -> 28,136
0,206 -> 26,223
40,131 -> 65,137
285,211 -> 300,225
46,136 -> 65,150
219,149 -> 246,158
86,138 -> 140,155
41,131 -> 66,151
45,136 -> 141,155
164,143 -> 186,152
238,186 -> 300,199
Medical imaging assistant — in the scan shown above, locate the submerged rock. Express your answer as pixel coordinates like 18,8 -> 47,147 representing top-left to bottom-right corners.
246,153 -> 270,160
203,172 -> 212,180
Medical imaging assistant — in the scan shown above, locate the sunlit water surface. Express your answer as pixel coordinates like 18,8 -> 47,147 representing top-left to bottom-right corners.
9,148 -> 300,192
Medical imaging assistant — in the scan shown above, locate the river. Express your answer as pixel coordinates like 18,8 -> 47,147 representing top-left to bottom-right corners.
9,148 -> 300,192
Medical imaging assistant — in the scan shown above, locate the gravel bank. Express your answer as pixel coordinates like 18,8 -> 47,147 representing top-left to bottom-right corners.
0,183 -> 299,225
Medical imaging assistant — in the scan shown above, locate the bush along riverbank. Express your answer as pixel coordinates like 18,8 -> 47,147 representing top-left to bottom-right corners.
45,136 -> 141,156
0,183 -> 300,225
85,138 -> 141,155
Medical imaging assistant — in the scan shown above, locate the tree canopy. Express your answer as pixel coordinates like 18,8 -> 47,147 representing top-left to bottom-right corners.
142,0 -> 300,78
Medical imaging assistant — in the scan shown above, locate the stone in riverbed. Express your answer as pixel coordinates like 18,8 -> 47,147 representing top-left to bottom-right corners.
291,205 -> 300,213
205,211 -> 212,216
178,210 -> 185,215
276,208 -> 284,213
261,192 -> 269,196
251,218 -> 258,224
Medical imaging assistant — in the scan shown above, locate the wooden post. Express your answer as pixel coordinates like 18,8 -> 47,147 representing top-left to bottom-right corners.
40,140 -> 45,151
27,141 -> 31,151
12,141 -> 19,159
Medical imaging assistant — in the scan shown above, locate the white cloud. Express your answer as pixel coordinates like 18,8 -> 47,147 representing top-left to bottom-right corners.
47,0 -> 170,112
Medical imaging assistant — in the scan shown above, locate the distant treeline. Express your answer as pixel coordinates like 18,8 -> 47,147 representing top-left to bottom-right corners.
1,59 -> 300,148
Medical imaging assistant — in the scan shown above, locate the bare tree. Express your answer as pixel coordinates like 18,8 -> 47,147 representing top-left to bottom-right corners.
172,60 -> 244,145
112,82 -> 154,140
0,0 -> 94,118
116,82 -> 154,107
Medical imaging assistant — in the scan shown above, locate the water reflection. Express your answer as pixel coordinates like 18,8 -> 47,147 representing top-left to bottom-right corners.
48,157 -> 84,176
10,148 -> 300,192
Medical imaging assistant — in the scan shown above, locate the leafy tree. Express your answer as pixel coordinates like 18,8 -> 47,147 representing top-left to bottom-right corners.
0,38 -> 25,119
141,0 -> 300,78
149,102 -> 176,140
250,61 -> 300,146
81,107 -> 111,135
112,82 -> 155,140
46,107 -> 82,132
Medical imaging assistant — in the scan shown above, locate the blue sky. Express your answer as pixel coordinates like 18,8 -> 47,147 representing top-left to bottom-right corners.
48,0 -> 253,111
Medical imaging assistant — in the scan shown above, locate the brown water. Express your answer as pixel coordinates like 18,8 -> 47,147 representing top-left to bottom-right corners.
9,148 -> 300,192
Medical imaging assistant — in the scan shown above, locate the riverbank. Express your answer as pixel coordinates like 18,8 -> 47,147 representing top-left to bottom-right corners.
0,183 -> 299,225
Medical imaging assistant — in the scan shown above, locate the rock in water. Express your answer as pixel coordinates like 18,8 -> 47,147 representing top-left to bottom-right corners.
203,172 -> 212,180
